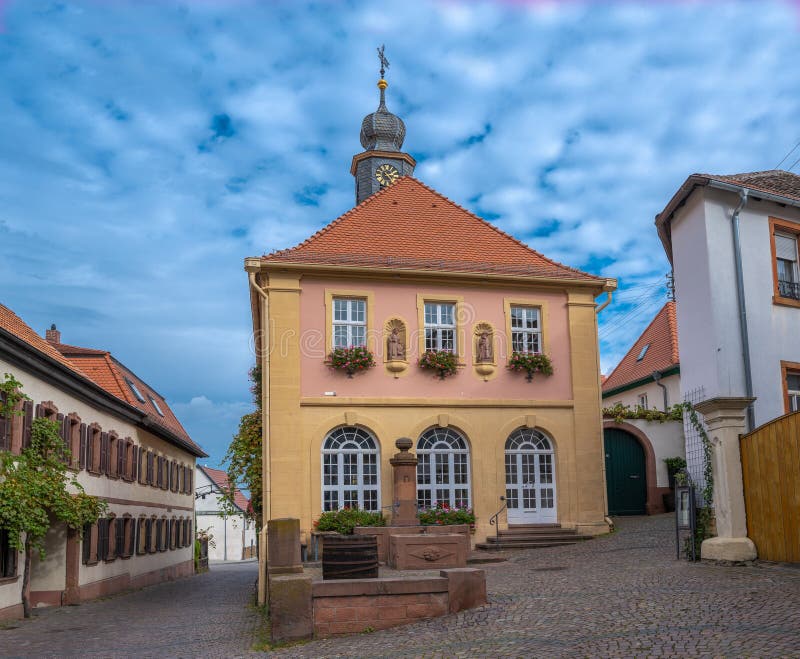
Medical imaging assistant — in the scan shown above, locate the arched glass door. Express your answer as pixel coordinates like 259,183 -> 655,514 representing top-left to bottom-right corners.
504,428 -> 557,524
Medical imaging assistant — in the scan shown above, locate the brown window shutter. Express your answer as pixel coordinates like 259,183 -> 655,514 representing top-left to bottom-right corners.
131,445 -> 138,481
21,400 -> 33,448
0,391 -> 8,452
78,423 -> 87,469
99,433 -> 109,474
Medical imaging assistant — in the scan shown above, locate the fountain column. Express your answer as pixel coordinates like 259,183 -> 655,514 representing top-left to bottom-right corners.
389,438 -> 418,527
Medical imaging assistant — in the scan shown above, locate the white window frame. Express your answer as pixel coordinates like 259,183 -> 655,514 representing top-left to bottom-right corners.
787,371 -> 800,413
321,426 -> 380,512
776,232 -> 800,298
416,427 -> 471,509
637,393 -> 648,409
424,302 -> 457,353
510,306 -> 542,354
332,298 -> 366,349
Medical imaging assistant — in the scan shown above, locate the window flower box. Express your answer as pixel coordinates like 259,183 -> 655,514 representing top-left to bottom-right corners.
507,352 -> 553,382
328,346 -> 375,378
418,350 -> 459,379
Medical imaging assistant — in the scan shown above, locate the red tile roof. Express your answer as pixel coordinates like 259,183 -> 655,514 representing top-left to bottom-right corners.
54,342 -> 201,455
602,302 -> 679,395
198,465 -> 251,514
0,303 -> 204,457
656,170 -> 800,262
263,177 -> 604,282
0,304 -> 82,373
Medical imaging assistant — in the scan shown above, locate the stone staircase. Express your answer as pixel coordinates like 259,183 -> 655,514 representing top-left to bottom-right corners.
475,524 -> 593,551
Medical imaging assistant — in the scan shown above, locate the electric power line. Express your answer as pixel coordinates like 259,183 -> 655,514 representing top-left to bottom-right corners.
775,137 -> 800,169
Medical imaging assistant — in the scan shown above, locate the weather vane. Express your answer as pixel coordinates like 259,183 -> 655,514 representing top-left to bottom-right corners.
377,44 -> 390,78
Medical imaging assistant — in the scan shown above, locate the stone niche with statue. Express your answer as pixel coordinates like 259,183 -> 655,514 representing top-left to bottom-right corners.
384,317 -> 409,378
473,321 -> 496,381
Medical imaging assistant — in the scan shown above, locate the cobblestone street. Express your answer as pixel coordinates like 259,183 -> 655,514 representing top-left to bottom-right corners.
1,561 -> 260,658
3,516 -> 800,657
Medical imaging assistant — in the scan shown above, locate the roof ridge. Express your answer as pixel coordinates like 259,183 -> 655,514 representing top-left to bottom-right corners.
265,176 -> 601,281
105,353 -> 135,405
406,177 -> 600,281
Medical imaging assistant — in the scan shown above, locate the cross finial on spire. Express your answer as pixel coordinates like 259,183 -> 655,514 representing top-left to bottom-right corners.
377,44 -> 389,79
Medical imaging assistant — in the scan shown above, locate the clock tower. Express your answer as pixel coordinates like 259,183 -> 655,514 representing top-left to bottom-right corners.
351,49 -> 415,204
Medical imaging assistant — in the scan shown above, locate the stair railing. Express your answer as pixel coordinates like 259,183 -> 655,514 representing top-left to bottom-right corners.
489,496 -> 507,542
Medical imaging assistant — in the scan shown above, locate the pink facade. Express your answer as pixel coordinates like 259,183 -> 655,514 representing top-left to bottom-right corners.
298,277 -> 574,400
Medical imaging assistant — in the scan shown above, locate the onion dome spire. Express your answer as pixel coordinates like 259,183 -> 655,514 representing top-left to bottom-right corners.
359,45 -> 406,152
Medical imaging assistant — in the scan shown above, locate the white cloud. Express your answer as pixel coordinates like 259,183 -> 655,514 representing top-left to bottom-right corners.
2,0 -> 799,455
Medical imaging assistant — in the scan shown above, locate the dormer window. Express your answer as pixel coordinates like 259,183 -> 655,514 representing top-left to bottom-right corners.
636,344 -> 650,361
149,396 -> 165,417
125,378 -> 146,403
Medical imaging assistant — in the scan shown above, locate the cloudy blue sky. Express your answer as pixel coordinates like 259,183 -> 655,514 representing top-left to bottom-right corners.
2,0 -> 799,467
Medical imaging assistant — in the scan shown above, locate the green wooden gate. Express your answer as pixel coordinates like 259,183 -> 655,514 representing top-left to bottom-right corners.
604,428 -> 647,515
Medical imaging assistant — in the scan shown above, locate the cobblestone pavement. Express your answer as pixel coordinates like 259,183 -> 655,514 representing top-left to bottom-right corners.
275,515 -> 800,658
1,561 -> 260,658
3,517 -> 800,658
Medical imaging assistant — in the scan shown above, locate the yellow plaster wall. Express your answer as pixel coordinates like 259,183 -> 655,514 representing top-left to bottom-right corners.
257,270 -> 610,544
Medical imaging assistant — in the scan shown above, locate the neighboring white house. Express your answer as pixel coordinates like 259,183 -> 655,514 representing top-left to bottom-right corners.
0,305 -> 205,621
195,466 -> 256,562
655,169 -> 800,491
656,170 -> 800,427
602,301 -> 685,514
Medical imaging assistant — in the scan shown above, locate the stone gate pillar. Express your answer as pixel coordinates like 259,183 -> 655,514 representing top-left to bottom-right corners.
389,438 -> 418,527
694,397 -> 757,562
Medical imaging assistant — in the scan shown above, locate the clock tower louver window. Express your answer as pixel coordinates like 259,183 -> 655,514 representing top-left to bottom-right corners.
351,46 -> 416,204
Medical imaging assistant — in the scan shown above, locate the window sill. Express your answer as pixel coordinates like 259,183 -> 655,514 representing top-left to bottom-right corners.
0,575 -> 20,585
84,560 -> 99,567
773,295 -> 800,309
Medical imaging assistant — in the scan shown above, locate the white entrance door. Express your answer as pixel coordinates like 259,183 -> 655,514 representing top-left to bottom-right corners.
505,429 -> 557,524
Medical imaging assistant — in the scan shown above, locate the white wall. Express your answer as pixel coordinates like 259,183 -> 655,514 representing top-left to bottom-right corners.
605,374 -> 681,412
0,355 -> 196,612
194,468 -> 256,562
671,186 -> 800,427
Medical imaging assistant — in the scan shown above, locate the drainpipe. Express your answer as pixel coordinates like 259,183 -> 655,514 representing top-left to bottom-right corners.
730,189 -> 756,431
248,271 -> 271,523
652,370 -> 668,412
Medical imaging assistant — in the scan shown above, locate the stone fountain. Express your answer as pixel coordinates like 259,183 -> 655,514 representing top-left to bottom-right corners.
354,438 -> 469,569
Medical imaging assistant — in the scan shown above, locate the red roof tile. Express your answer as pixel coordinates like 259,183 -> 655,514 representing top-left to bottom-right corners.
0,302 -> 205,457
56,347 -> 201,454
263,177 -> 603,282
0,305 -> 82,373
199,466 -> 251,513
656,170 -> 800,262
602,302 -> 679,394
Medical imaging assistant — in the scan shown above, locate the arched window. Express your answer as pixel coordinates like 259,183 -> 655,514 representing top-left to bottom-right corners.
322,426 -> 380,512
504,428 -> 556,523
416,427 -> 471,509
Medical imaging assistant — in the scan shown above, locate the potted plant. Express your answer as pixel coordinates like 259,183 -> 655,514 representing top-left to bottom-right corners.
418,501 -> 476,527
418,350 -> 459,379
328,346 -> 375,378
507,352 -> 554,382
664,456 -> 687,490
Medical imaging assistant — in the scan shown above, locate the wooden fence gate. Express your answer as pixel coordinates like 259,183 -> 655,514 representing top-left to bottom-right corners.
740,411 -> 800,562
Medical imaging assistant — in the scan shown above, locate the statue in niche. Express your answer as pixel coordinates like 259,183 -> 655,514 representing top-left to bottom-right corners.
477,331 -> 493,363
388,327 -> 405,360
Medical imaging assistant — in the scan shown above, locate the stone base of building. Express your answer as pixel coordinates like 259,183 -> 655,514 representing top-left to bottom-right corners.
574,520 -> 613,536
0,602 -> 23,621
13,560 -> 195,618
701,536 -> 757,563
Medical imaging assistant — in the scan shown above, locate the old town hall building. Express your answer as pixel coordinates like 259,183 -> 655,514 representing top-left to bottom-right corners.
245,71 -> 615,550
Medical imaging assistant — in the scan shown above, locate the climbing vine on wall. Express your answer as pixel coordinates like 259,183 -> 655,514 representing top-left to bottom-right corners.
677,401 -> 714,560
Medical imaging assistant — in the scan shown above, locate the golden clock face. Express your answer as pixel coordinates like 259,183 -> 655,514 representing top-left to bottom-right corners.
375,163 -> 400,187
